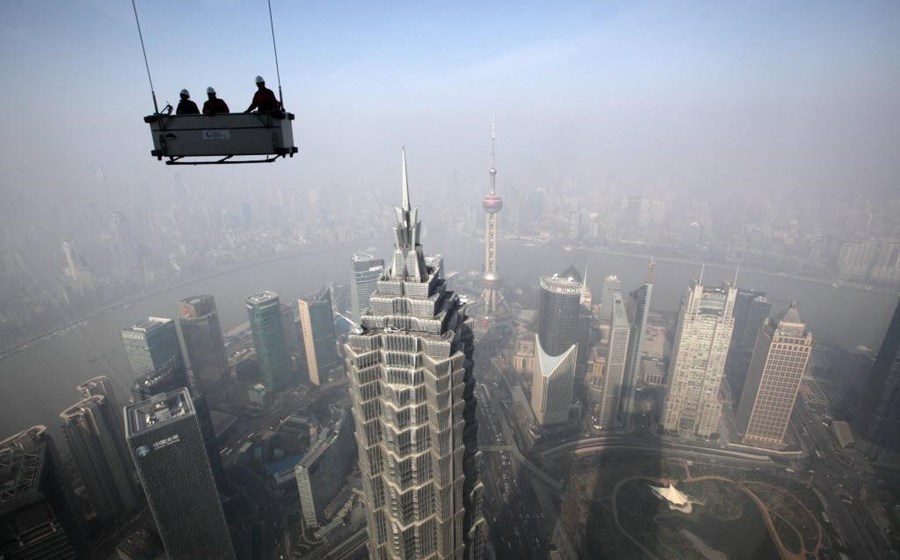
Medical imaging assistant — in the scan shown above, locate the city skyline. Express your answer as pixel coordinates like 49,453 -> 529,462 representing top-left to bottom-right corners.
1,1 -> 900,555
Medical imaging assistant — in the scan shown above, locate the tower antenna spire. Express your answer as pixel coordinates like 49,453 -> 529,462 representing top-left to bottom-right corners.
648,257 -> 656,283
489,115 -> 497,194
401,147 -> 410,211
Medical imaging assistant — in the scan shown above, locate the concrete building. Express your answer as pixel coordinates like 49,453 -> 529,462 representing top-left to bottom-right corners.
598,275 -> 622,327
735,303 -> 813,446
248,383 -> 273,408
585,345 -> 607,403
126,389 -> 235,560
77,376 -> 133,482
351,252 -> 385,324
513,335 -> 536,376
344,150 -> 484,559
177,295 -> 230,399
294,407 -> 355,528
246,291 -> 292,391
299,286 -> 341,386
596,293 -> 630,429
0,426 -> 91,560
621,260 -> 653,424
60,395 -> 138,519
662,282 -> 737,437
531,267 -> 583,427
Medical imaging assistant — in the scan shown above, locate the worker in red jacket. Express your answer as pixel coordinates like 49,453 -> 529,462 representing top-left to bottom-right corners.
202,87 -> 230,115
244,75 -> 280,113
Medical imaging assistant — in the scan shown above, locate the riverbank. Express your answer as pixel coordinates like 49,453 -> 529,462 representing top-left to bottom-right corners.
453,228 -> 899,297
0,242 -> 357,361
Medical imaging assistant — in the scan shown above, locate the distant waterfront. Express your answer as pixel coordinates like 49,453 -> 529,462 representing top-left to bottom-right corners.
0,225 -> 897,442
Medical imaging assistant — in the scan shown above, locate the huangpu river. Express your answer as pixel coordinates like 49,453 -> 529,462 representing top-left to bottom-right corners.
1,226 -> 896,440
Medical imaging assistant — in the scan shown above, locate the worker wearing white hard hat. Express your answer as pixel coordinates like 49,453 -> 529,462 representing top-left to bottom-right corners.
176,88 -> 199,115
202,86 -> 230,115
245,75 -> 280,113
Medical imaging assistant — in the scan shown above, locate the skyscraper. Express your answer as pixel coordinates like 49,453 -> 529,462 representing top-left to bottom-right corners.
599,275 -> 622,327
60,395 -> 138,519
731,290 -> 771,351
122,317 -> 222,485
856,299 -> 900,462
77,376 -> 131,470
246,291 -> 292,391
596,292 -> 630,429
481,118 -> 503,315
620,259 -> 654,424
351,252 -> 385,324
0,426 -> 91,560
577,265 -> 594,374
662,282 -> 737,437
299,286 -> 341,386
122,317 -> 190,400
294,407 -> 355,529
345,149 -> 484,559
178,295 -> 230,399
532,266 -> 583,427
125,389 -> 236,560
735,303 -> 812,446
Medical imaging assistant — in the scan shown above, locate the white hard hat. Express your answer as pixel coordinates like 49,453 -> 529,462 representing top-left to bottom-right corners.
255,75 -> 265,84
207,87 -> 216,94
180,89 -> 190,97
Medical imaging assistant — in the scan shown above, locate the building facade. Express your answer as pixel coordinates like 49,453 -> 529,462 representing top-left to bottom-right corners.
531,267 -> 583,427
735,304 -> 812,446
295,407 -> 356,528
299,286 -> 341,386
662,282 -> 737,437
125,389 -> 235,560
122,317 -> 190,400
856,299 -> 900,462
598,275 -> 622,327
247,291 -> 293,391
532,341 -> 578,427
596,293 -> 630,429
60,395 -> 138,519
178,295 -> 230,399
620,260 -> 654,424
352,252 -> 386,324
344,150 -> 484,559
0,426 -> 91,560
732,290 -> 772,351
122,317 -> 222,484
77,376 -> 133,484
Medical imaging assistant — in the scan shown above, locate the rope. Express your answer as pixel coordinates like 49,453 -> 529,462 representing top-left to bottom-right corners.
268,0 -> 284,108
131,0 -> 159,114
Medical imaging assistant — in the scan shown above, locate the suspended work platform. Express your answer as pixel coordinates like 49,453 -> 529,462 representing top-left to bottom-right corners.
144,112 -> 298,165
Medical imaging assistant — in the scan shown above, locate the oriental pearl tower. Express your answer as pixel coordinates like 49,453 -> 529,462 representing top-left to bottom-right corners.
482,117 -> 503,315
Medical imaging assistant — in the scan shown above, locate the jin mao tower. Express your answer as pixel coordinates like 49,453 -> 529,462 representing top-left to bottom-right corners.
345,150 -> 485,559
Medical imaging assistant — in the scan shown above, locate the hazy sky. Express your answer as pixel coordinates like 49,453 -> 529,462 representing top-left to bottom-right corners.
1,0 -> 899,206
